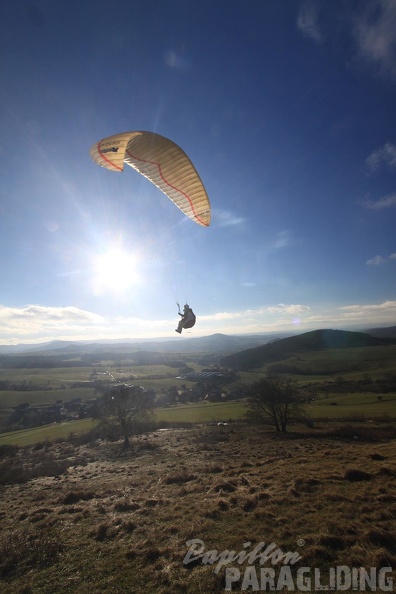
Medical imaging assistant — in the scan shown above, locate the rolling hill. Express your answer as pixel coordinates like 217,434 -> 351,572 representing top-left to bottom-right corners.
0,333 -> 289,358
219,328 -> 396,371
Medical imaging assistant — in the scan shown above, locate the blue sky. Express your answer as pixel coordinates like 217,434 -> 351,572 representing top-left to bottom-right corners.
1,0 -> 396,344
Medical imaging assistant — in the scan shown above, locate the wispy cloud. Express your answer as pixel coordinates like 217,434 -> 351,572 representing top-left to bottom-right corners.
262,304 -> 310,315
0,305 -> 105,341
164,50 -> 191,72
353,0 -> 396,78
213,208 -> 245,227
297,1 -> 322,43
1,300 -> 395,345
0,305 -> 102,326
360,143 -> 396,210
0,302 -> 312,344
200,304 -> 310,322
361,193 -> 396,209
340,300 -> 396,318
366,142 -> 396,171
272,230 -> 292,250
366,253 -> 396,265
366,255 -> 386,266
240,282 -> 256,288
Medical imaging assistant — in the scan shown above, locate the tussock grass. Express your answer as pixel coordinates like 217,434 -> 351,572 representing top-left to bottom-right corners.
163,472 -> 197,484
62,490 -> 96,504
0,527 -> 64,579
0,441 -> 98,485
0,423 -> 395,593
344,468 -> 372,481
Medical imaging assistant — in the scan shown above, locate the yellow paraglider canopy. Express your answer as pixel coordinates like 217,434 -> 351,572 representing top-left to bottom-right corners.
89,131 -> 211,227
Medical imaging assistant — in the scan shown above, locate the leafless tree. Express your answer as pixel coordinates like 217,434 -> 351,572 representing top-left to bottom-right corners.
247,376 -> 305,432
95,384 -> 153,448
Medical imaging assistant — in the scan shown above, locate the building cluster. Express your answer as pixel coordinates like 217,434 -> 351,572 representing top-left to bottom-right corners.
4,367 -> 241,430
6,397 -> 99,429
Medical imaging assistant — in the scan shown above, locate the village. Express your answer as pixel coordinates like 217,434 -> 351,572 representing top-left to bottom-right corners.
3,367 -> 241,431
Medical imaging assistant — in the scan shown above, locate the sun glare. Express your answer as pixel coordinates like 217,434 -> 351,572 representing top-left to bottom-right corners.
93,247 -> 140,294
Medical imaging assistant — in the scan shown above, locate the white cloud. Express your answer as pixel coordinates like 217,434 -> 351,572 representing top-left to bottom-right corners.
213,209 -> 244,227
262,304 -> 310,315
296,300 -> 396,327
353,0 -> 396,78
342,300 -> 396,311
366,253 -> 396,265
0,305 -> 106,343
361,193 -> 396,209
297,1 -> 322,43
366,255 -> 386,266
0,305 -> 102,327
164,50 -> 191,72
200,304 -> 310,322
240,282 -> 256,288
0,300 -> 395,345
272,230 -> 292,250
366,142 -> 396,171
340,300 -> 396,319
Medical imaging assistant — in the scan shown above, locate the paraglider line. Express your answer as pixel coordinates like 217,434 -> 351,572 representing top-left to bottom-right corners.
126,149 -> 208,227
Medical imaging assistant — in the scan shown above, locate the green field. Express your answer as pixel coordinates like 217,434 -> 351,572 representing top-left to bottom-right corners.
0,418 -> 96,446
1,391 -> 396,446
1,342 -> 396,446
0,401 -> 248,446
0,366 -> 96,385
307,391 -> 396,419
261,345 -> 396,380
155,400 -> 248,423
0,387 -> 96,409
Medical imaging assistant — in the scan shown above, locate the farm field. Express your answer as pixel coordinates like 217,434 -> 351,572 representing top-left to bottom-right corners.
155,400 -> 248,423
1,392 -> 396,447
0,419 -> 95,447
307,392 -> 396,419
0,363 -> 201,421
0,423 -> 395,593
0,401 -> 248,447
0,366 -> 97,386
1,340 -> 396,448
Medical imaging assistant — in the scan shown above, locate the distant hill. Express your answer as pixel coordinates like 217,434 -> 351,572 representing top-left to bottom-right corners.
220,329 -> 396,371
363,325 -> 396,339
0,332 -> 290,359
1,326 -> 395,362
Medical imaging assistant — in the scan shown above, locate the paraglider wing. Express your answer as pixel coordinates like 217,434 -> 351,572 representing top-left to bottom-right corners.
89,131 -> 211,227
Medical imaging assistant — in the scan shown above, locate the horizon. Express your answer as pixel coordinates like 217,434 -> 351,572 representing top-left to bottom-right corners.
0,322 -> 394,351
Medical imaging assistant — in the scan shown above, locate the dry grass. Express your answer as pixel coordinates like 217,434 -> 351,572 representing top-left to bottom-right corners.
0,423 -> 395,593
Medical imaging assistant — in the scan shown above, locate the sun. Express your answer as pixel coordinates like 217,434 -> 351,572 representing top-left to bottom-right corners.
93,247 -> 140,294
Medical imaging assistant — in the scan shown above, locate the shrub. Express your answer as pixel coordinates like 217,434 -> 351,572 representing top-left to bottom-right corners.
0,444 -> 18,458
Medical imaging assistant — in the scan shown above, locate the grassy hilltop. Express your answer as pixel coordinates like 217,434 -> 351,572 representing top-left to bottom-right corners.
0,423 -> 395,593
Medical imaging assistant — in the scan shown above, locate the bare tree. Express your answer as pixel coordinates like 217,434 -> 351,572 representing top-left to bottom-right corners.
247,376 -> 304,432
95,384 -> 154,448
